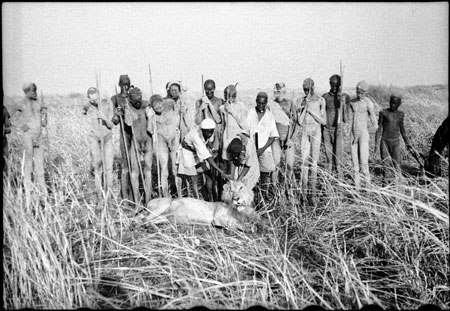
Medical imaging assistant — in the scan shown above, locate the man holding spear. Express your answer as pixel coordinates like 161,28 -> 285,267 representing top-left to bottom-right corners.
322,73 -> 351,179
111,74 -> 133,202
194,78 -> 223,201
82,86 -> 114,203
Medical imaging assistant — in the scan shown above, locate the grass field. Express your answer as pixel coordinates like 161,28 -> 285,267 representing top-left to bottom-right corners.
3,84 -> 449,309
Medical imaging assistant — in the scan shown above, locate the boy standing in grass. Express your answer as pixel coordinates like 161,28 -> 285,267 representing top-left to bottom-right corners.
83,87 -> 114,202
8,82 -> 48,203
375,92 -> 412,184
296,78 -> 326,206
349,81 -> 378,187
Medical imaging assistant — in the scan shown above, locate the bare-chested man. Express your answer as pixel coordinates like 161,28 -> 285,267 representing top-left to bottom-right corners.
349,81 -> 378,187
194,79 -> 223,201
164,81 -> 193,141
322,75 -> 351,179
219,84 -> 249,175
146,94 -> 182,198
8,82 -> 48,203
111,74 -> 133,201
375,92 -> 412,185
126,87 -> 153,205
269,82 -> 297,183
82,87 -> 114,202
296,78 -> 326,205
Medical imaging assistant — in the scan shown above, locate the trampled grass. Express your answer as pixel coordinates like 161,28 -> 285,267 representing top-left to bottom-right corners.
3,85 -> 449,309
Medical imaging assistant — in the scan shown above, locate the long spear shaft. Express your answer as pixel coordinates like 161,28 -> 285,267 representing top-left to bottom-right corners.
115,84 -> 135,202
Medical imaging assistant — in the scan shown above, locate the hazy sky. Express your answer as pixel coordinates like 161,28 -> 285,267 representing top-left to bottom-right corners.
2,2 -> 448,97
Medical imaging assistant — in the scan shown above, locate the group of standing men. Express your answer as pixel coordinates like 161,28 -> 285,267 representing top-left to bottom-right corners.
3,74 -> 412,207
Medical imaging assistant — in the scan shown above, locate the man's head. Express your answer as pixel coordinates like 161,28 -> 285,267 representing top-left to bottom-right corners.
119,75 -> 131,93
224,85 -> 237,102
87,87 -> 99,102
227,137 -> 244,164
167,82 -> 181,100
150,94 -> 163,114
273,82 -> 286,101
329,74 -> 341,95
22,82 -> 38,100
255,92 -> 268,113
200,118 -> 216,140
204,79 -> 216,100
389,92 -> 403,111
356,81 -> 369,100
303,78 -> 315,96
129,87 -> 143,109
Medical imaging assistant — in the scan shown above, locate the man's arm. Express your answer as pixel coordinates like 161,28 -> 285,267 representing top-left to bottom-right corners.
343,94 -> 351,123
236,165 -> 250,182
194,99 -> 203,125
297,98 -> 307,126
206,157 -> 230,180
367,99 -> 378,131
399,112 -> 411,149
375,110 -> 384,154
257,137 -> 276,157
6,101 -> 23,118
307,98 -> 327,126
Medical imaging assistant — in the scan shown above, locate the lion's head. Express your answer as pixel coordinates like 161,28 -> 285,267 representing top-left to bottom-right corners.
221,180 -> 255,217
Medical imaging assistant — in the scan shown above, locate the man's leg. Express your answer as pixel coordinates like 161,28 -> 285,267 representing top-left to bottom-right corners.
119,132 -> 131,201
351,133 -> 361,187
90,136 -> 103,200
33,139 -> 48,198
189,174 -> 200,199
129,140 -> 141,205
380,139 -> 392,184
158,137 -> 171,198
322,127 -> 334,171
22,134 -> 34,205
335,127 -> 343,179
310,129 -> 322,203
391,139 -> 402,183
143,140 -> 153,204
271,138 -> 282,184
103,136 -> 114,199
359,131 -> 370,186
300,130 -> 311,195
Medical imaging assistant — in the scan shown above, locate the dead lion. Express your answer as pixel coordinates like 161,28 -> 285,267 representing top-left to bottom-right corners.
134,180 -> 257,232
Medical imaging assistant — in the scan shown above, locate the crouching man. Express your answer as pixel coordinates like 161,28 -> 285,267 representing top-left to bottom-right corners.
177,118 -> 231,200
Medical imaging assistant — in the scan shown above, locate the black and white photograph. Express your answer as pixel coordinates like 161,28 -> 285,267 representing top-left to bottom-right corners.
2,2 -> 449,309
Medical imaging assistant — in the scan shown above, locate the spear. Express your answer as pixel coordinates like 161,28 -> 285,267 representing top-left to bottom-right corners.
115,84 -> 135,203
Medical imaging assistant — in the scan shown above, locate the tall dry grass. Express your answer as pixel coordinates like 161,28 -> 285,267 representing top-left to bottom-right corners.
3,86 -> 449,309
